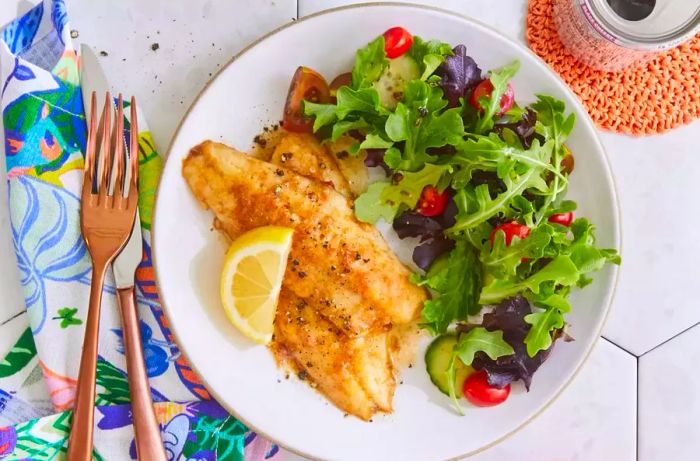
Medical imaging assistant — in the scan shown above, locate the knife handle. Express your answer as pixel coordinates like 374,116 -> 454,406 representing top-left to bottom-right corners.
117,287 -> 167,461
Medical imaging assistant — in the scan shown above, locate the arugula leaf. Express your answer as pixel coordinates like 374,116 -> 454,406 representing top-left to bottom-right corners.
352,35 -> 389,89
523,308 -> 565,357
567,217 -> 621,282
531,94 -> 576,144
479,255 -> 580,304
413,240 -> 482,334
455,327 -> 515,365
530,94 -> 576,224
448,139 -> 553,234
453,133 -> 562,178
354,182 -> 396,223
303,101 -> 337,132
474,60 -> 520,133
482,225 -> 552,278
407,36 -> 454,80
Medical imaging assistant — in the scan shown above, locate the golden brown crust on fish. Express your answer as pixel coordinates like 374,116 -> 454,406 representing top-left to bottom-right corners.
269,132 -> 351,197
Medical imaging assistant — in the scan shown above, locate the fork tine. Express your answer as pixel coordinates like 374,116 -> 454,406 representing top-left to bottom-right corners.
98,92 -> 112,204
113,94 -> 125,203
128,96 -> 139,202
82,92 -> 98,198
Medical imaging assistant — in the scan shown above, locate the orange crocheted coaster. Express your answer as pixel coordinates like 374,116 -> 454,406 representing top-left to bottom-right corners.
526,0 -> 700,135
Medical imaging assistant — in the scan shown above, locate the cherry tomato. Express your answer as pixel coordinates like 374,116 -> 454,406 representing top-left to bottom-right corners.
417,185 -> 449,217
383,26 -> 413,58
490,221 -> 531,246
561,146 -> 575,175
548,211 -> 574,226
463,370 -> 510,407
470,80 -> 515,115
282,66 -> 331,133
329,72 -> 352,99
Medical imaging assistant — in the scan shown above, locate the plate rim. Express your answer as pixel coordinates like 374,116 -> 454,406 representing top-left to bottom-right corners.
151,2 -> 622,459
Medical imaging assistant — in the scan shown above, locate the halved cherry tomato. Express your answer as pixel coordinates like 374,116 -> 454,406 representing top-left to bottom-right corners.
489,221 -> 531,246
329,72 -> 352,99
282,66 -> 331,133
383,26 -> 413,58
470,80 -> 515,115
463,370 -> 510,407
548,211 -> 574,226
417,185 -> 449,217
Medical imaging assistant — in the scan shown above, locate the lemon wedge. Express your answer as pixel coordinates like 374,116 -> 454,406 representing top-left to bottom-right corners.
220,226 -> 294,344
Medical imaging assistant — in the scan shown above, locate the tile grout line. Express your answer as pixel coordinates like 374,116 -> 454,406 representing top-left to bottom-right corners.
639,319 -> 700,357
636,355 -> 640,461
602,336 -> 640,460
601,335 -> 639,357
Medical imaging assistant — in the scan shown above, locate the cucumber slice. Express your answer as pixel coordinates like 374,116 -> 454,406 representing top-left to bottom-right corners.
425,334 -> 473,397
372,55 -> 420,109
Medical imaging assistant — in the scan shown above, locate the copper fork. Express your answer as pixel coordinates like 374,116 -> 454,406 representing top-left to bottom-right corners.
67,92 -> 139,461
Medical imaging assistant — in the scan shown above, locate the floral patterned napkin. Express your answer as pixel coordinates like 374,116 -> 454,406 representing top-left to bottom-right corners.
0,1 -> 281,459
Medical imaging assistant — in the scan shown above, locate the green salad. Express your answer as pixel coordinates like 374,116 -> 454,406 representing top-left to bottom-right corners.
281,26 -> 620,413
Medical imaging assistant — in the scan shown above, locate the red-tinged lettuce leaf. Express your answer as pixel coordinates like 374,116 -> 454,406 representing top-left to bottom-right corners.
392,210 -> 443,239
392,195 -> 458,270
470,296 -> 567,390
493,107 -> 539,149
364,148 -> 392,175
413,234 -> 455,270
437,44 -> 482,108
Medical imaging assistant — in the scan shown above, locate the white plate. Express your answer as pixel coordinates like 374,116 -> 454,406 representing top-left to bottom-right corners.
153,4 -> 620,460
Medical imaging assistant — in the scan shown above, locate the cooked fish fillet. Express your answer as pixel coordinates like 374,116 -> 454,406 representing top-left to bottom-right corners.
183,140 -> 426,420
269,132 -> 351,197
322,135 -> 369,196
273,290 -> 395,419
183,141 -> 426,336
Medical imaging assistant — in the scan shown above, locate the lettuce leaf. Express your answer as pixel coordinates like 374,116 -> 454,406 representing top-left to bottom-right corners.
352,35 -> 389,89
407,36 -> 454,81
413,240 -> 482,334
354,164 -> 448,224
382,80 -> 464,171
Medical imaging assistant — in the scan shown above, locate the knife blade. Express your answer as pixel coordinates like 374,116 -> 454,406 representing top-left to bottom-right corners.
80,45 -> 142,289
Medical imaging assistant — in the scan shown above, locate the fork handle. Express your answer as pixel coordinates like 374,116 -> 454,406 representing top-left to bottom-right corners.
117,287 -> 167,461
67,261 -> 108,461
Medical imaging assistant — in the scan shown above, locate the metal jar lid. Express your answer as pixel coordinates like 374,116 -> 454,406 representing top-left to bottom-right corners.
587,0 -> 700,49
